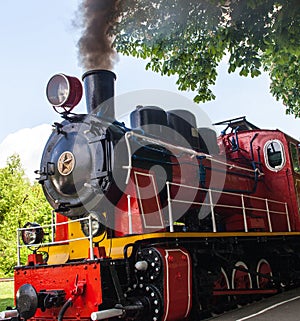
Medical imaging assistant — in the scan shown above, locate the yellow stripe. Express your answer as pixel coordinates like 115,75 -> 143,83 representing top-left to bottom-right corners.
43,228 -> 300,264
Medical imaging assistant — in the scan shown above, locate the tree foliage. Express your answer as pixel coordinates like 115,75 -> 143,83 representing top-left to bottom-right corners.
0,155 -> 52,276
113,0 -> 300,116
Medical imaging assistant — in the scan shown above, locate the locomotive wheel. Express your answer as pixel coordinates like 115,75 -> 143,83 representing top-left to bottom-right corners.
256,258 -> 273,289
215,267 -> 230,291
231,261 -> 253,305
211,267 -> 231,314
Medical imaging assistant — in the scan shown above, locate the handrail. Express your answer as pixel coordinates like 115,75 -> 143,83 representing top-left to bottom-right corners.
168,181 -> 288,211
165,181 -> 290,233
166,181 -> 174,232
16,215 -> 95,266
122,131 -> 258,185
241,194 -> 248,232
17,180 -> 291,267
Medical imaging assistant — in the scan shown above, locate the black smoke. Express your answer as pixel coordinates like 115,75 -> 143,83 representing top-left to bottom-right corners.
77,0 -> 119,70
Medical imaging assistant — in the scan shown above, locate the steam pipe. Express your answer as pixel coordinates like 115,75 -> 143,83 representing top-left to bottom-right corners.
58,298 -> 73,321
82,69 -> 116,120
91,308 -> 124,320
250,133 -> 258,161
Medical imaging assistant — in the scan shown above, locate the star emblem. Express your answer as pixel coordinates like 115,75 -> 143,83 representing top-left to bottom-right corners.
57,151 -> 75,176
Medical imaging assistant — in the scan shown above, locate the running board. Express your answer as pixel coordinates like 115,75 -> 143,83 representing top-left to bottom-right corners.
213,289 -> 278,295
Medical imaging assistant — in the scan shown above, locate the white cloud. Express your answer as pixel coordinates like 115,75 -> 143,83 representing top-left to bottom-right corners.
0,124 -> 52,182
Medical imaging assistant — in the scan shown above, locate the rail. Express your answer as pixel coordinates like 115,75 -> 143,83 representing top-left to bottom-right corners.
123,131 -> 257,184
0,278 -> 13,282
16,184 -> 291,266
165,181 -> 290,233
16,215 -> 95,266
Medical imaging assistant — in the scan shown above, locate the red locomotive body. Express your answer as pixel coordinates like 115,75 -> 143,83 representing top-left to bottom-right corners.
14,262 -> 102,321
218,124 -> 300,232
3,70 -> 300,321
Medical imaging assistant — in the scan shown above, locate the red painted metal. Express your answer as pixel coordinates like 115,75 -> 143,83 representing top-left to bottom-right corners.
114,167 -> 165,236
218,129 -> 300,232
115,128 -> 299,235
134,170 -> 164,229
26,254 -> 44,266
55,213 -> 69,242
89,246 -> 107,259
14,261 -> 102,321
114,177 -> 142,236
156,248 -> 192,321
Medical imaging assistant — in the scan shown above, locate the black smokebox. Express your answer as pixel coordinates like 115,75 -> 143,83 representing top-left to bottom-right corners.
82,69 -> 116,120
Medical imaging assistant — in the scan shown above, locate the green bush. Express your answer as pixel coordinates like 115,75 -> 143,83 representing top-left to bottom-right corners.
0,155 -> 52,276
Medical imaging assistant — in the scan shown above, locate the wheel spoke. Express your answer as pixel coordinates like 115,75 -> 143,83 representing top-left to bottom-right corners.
232,261 -> 252,290
211,267 -> 230,314
256,258 -> 273,289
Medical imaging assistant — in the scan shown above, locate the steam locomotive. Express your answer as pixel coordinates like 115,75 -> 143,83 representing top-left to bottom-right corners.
2,69 -> 300,321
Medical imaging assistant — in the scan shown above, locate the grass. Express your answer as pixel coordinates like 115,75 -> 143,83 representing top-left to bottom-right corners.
0,281 -> 14,311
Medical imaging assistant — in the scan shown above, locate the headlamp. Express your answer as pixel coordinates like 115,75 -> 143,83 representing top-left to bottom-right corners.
46,73 -> 82,113
80,212 -> 106,238
21,222 -> 44,245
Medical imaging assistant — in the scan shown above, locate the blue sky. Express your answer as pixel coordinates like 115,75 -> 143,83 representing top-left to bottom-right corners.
0,1 -> 299,179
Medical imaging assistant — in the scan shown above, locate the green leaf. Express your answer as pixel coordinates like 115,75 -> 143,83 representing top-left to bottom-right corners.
112,0 -> 300,116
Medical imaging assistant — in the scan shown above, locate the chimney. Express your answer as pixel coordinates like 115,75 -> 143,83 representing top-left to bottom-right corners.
82,69 -> 116,120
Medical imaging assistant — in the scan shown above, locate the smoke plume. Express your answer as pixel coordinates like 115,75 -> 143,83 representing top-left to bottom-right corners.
78,0 -> 119,70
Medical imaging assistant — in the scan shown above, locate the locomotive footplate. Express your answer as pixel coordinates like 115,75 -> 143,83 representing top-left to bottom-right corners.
14,261 -> 102,320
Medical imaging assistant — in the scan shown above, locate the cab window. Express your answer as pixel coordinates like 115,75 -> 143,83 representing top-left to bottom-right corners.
264,140 -> 285,171
290,142 -> 300,174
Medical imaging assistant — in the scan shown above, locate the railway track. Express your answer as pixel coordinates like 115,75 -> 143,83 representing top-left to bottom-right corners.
208,287 -> 300,321
0,278 -> 13,282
